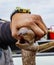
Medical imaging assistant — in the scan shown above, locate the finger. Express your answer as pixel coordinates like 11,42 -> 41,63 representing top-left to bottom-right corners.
35,20 -> 47,34
33,15 -> 47,34
30,22 -> 44,38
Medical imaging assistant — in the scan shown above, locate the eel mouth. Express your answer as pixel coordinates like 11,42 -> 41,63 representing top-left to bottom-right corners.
18,35 -> 29,44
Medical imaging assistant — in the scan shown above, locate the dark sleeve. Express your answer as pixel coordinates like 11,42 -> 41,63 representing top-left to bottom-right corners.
0,22 -> 17,45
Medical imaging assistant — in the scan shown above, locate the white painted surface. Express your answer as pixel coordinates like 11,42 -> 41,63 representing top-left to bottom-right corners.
36,56 -> 54,65
13,53 -> 54,65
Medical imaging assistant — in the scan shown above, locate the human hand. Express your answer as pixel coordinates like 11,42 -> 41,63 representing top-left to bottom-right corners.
10,13 -> 47,40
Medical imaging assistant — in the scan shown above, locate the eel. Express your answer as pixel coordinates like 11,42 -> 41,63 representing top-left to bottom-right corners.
16,27 -> 54,65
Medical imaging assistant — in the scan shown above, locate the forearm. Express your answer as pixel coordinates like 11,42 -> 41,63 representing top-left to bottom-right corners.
1,22 -> 17,43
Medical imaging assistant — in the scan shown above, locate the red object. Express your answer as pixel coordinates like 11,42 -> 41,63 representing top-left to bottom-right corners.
49,32 -> 54,39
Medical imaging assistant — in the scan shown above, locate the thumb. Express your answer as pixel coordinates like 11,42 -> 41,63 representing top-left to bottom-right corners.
11,27 -> 19,40
10,22 -> 19,40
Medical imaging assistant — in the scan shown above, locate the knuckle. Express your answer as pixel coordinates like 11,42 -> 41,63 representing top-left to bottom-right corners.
37,15 -> 42,20
40,29 -> 48,38
39,32 -> 45,38
32,14 -> 42,20
28,19 -> 34,25
29,21 -> 34,26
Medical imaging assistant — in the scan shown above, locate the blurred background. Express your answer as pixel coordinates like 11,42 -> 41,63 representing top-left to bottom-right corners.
0,0 -> 54,28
